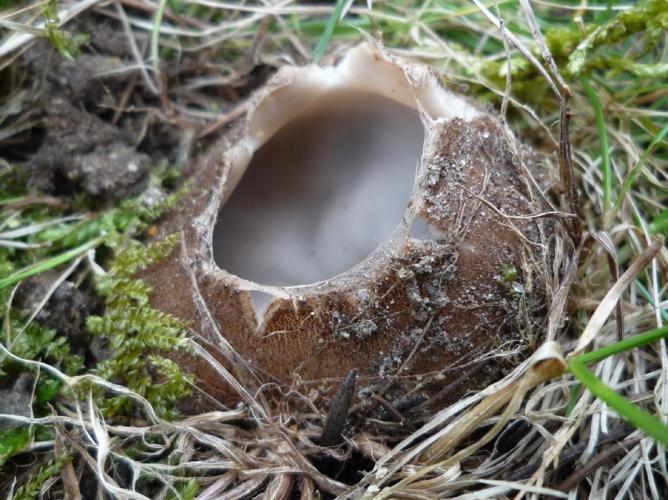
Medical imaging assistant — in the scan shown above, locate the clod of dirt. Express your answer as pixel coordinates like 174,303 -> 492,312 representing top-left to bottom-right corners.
142,42 -> 554,416
17,36 -> 152,202
15,271 -> 106,362
23,39 -> 127,105
68,14 -> 133,59
26,97 -> 150,201
0,373 -> 33,430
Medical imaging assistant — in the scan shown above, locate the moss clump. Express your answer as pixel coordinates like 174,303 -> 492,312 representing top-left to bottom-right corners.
10,456 -> 68,500
41,0 -> 89,60
567,0 -> 668,76
87,235 -> 194,419
475,0 -> 667,109
0,252 -> 83,377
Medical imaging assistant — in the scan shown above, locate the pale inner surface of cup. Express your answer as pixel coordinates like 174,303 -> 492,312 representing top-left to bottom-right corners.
213,90 -> 424,288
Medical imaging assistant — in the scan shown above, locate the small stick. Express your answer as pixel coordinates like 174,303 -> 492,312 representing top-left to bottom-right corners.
319,369 -> 357,447
55,433 -> 81,500
505,424 -> 633,481
420,361 -> 485,410
397,314 -> 435,375
197,102 -> 247,139
372,393 -> 405,424
555,434 -> 642,494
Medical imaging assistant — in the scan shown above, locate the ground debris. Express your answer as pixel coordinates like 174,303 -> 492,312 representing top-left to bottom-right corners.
26,96 -> 150,202
15,270 -> 107,363
0,373 -> 33,430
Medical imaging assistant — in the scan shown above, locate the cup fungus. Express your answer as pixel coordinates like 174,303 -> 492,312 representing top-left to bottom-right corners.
145,43 -> 552,415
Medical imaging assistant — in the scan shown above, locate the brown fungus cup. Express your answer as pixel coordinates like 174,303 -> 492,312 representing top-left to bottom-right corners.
143,43 -> 553,418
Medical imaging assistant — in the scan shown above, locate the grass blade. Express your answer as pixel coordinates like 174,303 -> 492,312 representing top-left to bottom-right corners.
649,208 -> 668,236
575,325 -> 668,366
312,0 -> 347,63
615,124 -> 668,214
0,237 -> 102,290
633,279 -> 668,323
569,357 -> 668,447
581,77 -> 612,215
150,0 -> 167,80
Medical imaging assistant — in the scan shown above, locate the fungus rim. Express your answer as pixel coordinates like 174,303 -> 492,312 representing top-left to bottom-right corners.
196,43 -> 483,302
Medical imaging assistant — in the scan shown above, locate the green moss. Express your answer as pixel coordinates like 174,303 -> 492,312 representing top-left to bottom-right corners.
472,0 -> 667,109
11,456 -> 68,500
4,319 -> 84,375
0,426 -> 30,468
500,263 -> 519,283
568,0 -> 668,76
41,0 -> 89,60
544,26 -> 594,60
0,166 -> 190,471
88,235 -> 194,419
169,478 -> 199,500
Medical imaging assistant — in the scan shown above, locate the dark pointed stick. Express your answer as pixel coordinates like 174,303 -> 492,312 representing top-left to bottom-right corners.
319,369 -> 357,447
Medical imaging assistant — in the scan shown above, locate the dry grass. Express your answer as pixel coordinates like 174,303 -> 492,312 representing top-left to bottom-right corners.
0,0 -> 667,498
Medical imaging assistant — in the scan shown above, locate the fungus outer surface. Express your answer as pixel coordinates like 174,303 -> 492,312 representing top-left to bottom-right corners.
143,43 -> 552,414
213,90 -> 424,287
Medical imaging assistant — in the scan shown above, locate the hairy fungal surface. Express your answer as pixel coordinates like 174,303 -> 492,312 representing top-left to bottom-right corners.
143,43 -> 552,414
213,91 -> 423,287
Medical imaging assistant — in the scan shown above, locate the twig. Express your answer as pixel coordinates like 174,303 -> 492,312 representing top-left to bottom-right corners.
197,101 -> 248,139
518,0 -> 570,92
371,393 -> 405,424
55,433 -> 81,500
397,314 -> 435,375
558,91 -> 582,242
555,434 -> 642,493
505,424 -> 633,481
320,369 -> 357,447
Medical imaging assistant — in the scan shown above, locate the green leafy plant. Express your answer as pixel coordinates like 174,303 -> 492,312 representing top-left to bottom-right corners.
168,478 -> 199,500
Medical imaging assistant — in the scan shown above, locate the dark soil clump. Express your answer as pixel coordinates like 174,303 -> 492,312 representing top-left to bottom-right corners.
15,271 -> 107,363
0,373 -> 33,431
26,96 -> 151,201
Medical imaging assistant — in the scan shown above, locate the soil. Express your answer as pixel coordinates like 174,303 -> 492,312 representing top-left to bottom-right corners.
0,373 -> 32,431
1,5 -> 278,203
26,96 -> 151,201
19,38 -> 150,201
14,270 -> 107,363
